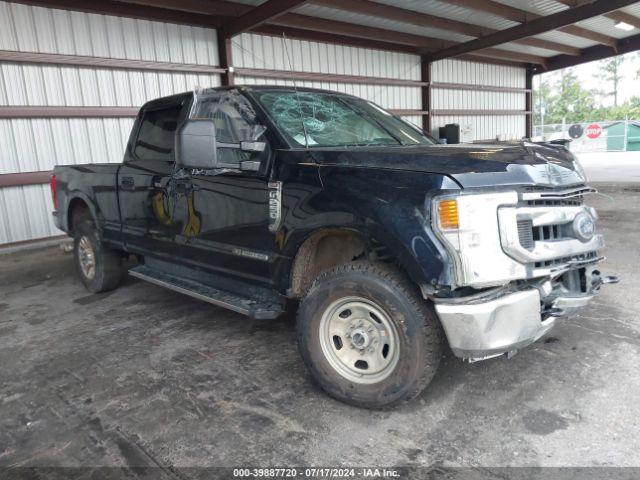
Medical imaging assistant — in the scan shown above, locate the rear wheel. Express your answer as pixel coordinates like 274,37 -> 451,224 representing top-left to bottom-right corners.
73,214 -> 124,293
297,261 -> 443,408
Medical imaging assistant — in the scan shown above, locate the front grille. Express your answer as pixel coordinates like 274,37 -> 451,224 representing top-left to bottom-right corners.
532,224 -> 562,241
522,186 -> 595,207
517,220 -> 534,250
518,217 -> 565,250
505,186 -> 601,269
526,197 -> 584,207
534,251 -> 599,269
517,185 -> 595,251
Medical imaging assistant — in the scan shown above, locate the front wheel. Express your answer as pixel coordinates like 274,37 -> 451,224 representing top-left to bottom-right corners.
297,262 -> 443,408
73,216 -> 125,293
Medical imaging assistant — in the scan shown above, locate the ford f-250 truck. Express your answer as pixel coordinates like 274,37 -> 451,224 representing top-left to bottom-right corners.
51,86 -> 618,408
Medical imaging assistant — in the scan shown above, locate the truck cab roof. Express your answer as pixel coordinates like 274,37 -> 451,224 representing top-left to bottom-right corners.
140,85 -> 363,110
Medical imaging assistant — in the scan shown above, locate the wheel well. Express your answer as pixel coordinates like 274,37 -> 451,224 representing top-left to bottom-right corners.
290,229 -> 383,298
67,198 -> 90,235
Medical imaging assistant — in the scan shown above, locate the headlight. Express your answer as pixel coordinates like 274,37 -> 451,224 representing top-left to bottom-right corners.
560,148 -> 587,182
432,191 -> 527,288
572,157 -> 587,182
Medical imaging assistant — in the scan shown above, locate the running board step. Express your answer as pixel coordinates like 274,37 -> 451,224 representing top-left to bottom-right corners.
129,265 -> 284,319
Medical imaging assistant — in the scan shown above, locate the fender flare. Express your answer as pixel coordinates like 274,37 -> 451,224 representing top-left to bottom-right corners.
65,191 -> 100,234
275,221 -> 441,297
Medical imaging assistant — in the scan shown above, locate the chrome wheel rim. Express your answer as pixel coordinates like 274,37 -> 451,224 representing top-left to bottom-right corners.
319,296 -> 400,384
78,236 -> 96,280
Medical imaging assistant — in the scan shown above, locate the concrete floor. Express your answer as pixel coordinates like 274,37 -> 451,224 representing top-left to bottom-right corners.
1,184 -> 639,473
578,152 -> 640,183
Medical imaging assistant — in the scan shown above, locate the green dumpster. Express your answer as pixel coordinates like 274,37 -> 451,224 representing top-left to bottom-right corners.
605,121 -> 640,151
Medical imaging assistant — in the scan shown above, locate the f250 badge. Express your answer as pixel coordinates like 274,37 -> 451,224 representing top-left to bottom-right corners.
268,181 -> 283,233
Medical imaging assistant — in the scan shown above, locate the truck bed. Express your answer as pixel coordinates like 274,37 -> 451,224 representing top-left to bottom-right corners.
52,163 -> 123,246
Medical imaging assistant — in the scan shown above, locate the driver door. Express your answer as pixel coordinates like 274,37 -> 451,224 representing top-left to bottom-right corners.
175,91 -> 276,286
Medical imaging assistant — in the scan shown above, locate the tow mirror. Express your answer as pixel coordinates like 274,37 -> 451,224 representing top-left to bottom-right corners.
240,141 -> 266,153
175,119 -> 218,170
176,119 -> 267,171
239,160 -> 261,172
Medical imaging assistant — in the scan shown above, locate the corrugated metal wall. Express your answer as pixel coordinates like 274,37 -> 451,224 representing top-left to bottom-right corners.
431,58 -> 527,141
0,3 -> 527,247
0,1 -> 221,245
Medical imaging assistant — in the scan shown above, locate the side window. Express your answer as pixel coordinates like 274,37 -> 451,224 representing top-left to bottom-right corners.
191,91 -> 267,165
134,104 -> 183,161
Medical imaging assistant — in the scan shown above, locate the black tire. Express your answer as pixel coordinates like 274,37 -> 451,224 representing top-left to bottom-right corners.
297,261 -> 443,408
73,214 -> 125,293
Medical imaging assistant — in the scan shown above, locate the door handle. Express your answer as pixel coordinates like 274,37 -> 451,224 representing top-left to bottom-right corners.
120,176 -> 135,191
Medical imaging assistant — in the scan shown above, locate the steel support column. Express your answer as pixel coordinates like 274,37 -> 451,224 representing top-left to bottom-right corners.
217,30 -> 234,86
421,57 -> 432,134
525,64 -> 534,139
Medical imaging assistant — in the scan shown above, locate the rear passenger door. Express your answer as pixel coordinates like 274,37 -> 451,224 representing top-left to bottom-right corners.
118,96 -> 190,257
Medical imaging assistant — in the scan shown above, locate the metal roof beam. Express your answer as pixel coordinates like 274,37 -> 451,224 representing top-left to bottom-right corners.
604,10 -> 640,30
268,14 -> 547,63
558,26 -> 618,49
223,0 -> 311,38
311,0 -> 580,55
269,13 -> 450,49
426,0 -> 637,61
112,0 -> 249,17
535,32 -> 640,73
436,0 -> 535,23
313,0 -> 493,37
252,24 -> 423,54
10,0 -> 225,28
472,48 -> 546,65
554,0 -> 640,30
438,0 -> 618,48
254,25 -> 527,67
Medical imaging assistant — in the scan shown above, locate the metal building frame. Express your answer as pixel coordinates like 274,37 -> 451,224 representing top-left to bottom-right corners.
1,0 -> 640,196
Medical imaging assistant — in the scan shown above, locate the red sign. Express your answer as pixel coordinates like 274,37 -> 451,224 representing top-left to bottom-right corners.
585,124 -> 602,139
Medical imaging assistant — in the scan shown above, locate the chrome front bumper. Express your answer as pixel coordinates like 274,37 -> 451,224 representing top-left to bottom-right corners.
436,289 -> 551,361
434,280 -> 609,362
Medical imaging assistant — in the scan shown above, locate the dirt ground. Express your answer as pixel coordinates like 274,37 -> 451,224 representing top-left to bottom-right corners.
0,184 -> 638,477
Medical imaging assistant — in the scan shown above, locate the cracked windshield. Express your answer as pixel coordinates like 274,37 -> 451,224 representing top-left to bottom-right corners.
254,90 -> 434,148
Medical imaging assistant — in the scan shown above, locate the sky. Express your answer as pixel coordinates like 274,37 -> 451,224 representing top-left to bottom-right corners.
536,51 -> 640,107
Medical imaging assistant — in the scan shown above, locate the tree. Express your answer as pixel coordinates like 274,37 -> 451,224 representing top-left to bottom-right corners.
533,76 -> 552,126
543,69 -> 596,124
597,56 -> 626,107
533,59 -> 640,130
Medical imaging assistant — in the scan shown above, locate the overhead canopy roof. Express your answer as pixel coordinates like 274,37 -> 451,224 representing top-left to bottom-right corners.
15,0 -> 640,72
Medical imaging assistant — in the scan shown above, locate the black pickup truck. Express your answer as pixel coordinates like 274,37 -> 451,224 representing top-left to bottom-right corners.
51,86 -> 617,408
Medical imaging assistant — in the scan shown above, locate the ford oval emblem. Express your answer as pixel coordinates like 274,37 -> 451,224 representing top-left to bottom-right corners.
573,212 -> 595,242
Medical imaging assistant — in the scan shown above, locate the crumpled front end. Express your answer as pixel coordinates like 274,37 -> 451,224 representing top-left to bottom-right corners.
430,185 -> 618,362
434,267 -> 617,362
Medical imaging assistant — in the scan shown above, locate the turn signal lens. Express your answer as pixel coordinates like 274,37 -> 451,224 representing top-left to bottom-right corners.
437,199 -> 459,230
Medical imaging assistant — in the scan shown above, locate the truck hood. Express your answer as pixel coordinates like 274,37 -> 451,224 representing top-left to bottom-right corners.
310,142 -> 586,188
